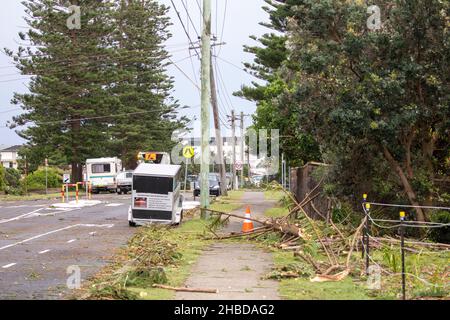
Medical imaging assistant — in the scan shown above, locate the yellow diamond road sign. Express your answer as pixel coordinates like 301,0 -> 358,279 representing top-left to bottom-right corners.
183,146 -> 195,159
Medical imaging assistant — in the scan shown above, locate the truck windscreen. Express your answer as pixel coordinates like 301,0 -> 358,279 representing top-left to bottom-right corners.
133,176 -> 173,194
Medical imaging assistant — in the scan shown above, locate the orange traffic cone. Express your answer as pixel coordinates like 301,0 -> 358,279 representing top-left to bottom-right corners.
242,206 -> 254,233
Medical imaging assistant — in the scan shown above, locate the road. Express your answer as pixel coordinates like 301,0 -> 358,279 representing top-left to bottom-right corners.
0,193 -> 137,299
0,191 -> 196,300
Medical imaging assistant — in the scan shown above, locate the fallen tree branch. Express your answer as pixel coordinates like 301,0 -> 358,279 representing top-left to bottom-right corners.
152,284 -> 218,294
207,210 -> 310,240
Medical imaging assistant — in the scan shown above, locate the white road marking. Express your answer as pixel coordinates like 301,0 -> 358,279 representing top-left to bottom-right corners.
105,203 -> 124,207
1,204 -> 46,209
38,249 -> 51,254
0,208 -> 44,225
2,263 -> 16,269
67,239 -> 77,243
0,207 -> 80,225
0,223 -> 115,252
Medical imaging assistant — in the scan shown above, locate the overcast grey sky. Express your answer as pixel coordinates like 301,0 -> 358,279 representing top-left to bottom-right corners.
0,0 -> 269,146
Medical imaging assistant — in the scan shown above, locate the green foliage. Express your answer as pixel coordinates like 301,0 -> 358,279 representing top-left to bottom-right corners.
0,166 -> 6,192
24,167 -> 62,191
242,0 -> 450,217
2,168 -> 23,195
5,0 -> 186,179
4,168 -> 21,189
428,211 -> 450,243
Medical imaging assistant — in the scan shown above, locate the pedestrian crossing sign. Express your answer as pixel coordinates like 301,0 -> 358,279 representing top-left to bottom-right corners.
183,146 -> 195,159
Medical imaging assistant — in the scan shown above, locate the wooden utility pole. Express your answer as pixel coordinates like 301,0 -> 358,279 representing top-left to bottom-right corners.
240,111 -> 244,188
231,110 -> 237,190
210,58 -> 227,196
200,0 -> 211,216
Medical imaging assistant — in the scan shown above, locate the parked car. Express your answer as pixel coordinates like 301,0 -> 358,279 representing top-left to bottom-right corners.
193,174 -> 221,197
251,175 -> 265,187
116,170 -> 133,194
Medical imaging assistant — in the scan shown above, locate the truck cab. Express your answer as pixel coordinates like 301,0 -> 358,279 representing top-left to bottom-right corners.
116,170 -> 133,194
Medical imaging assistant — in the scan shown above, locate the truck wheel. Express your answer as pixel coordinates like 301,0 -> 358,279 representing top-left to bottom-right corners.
117,189 -> 122,195
129,221 -> 136,227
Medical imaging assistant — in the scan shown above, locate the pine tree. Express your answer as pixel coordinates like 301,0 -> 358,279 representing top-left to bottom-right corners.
6,0 -> 186,178
6,0 -> 118,182
108,0 -> 186,169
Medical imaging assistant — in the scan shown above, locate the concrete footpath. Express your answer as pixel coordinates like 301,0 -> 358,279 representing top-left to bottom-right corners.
176,192 -> 280,300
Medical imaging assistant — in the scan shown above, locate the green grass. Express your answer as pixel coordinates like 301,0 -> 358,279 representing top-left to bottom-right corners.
218,190 -> 245,202
264,190 -> 284,201
125,218 -> 212,300
272,251 -> 372,300
209,190 -> 244,213
265,206 -> 289,218
0,192 -> 61,202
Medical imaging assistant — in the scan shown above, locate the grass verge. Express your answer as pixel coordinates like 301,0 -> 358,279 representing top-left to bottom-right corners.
0,192 -> 61,202
77,193 -> 244,300
264,190 -> 284,201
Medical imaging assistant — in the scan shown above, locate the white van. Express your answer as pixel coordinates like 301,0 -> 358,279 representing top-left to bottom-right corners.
86,157 -> 122,193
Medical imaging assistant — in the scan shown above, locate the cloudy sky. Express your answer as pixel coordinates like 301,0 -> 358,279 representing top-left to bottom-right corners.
0,0 -> 269,146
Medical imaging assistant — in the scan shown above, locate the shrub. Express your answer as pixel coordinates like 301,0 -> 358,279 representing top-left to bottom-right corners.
428,210 -> 450,244
0,166 -> 6,192
24,167 -> 62,191
5,168 -> 21,188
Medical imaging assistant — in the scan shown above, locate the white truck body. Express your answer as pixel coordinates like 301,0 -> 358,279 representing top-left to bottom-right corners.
86,157 -> 122,193
128,163 -> 183,226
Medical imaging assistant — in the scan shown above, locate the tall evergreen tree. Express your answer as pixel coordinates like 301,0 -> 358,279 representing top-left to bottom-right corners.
236,0 -> 321,167
6,0 -> 118,181
109,0 -> 186,169
6,0 -> 186,178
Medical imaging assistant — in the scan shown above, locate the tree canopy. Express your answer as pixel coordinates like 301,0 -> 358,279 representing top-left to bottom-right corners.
5,0 -> 186,179
240,0 -> 450,221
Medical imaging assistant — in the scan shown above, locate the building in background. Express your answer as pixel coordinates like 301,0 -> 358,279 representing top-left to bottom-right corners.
0,145 -> 22,169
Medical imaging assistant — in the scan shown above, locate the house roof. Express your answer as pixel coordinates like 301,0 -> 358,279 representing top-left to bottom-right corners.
0,145 -> 22,152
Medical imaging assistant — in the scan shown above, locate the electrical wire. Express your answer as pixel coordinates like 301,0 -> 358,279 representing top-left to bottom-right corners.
169,0 -> 200,59
217,0 -> 228,57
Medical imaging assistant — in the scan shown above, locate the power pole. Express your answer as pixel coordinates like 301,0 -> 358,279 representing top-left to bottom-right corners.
210,58 -> 227,196
240,111 -> 244,188
200,0 -> 211,217
231,110 -> 237,190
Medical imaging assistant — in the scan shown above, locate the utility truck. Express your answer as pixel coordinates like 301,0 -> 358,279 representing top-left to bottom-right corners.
128,163 -> 183,227
137,152 -> 171,165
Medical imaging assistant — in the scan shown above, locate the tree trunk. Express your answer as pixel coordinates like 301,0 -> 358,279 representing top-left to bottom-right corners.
71,118 -> 83,183
382,145 -> 426,222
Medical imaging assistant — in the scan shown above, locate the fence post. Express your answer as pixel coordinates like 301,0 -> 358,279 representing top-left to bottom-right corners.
75,183 -> 79,204
364,202 -> 371,275
400,211 -> 406,300
362,194 -> 367,259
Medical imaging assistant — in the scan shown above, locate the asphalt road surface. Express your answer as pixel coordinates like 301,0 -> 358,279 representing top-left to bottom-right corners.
0,193 -> 137,300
